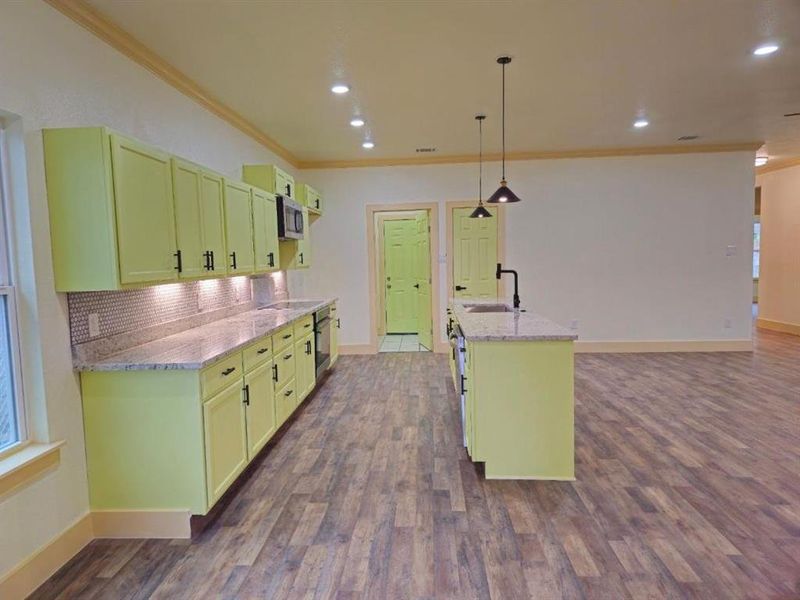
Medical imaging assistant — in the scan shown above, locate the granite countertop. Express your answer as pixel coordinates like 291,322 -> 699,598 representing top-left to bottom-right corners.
75,298 -> 336,371
450,299 -> 578,342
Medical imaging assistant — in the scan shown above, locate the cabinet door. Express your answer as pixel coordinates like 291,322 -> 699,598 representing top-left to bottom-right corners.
294,337 -> 308,402
252,188 -> 271,273
244,361 -> 277,459
203,379 -> 248,507
200,171 -> 226,275
171,159 -> 205,279
264,194 -> 280,271
223,180 -> 255,274
110,134 -> 178,284
298,208 -> 311,268
302,333 -> 316,400
331,307 -> 339,365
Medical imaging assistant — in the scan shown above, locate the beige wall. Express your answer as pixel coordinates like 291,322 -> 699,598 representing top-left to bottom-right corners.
302,152 -> 756,347
756,165 -> 800,329
0,2 -> 291,579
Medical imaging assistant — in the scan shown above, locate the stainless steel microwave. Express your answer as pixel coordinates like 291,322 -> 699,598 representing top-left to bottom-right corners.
277,196 -> 304,240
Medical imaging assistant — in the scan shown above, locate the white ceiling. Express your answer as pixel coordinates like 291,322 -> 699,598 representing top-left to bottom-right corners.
87,0 -> 800,164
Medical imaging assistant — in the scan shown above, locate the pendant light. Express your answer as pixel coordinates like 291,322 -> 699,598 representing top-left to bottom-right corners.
486,56 -> 521,204
470,114 -> 493,219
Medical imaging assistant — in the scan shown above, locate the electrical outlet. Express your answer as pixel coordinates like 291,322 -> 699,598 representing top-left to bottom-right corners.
723,317 -> 732,329
88,313 -> 101,338
570,319 -> 579,330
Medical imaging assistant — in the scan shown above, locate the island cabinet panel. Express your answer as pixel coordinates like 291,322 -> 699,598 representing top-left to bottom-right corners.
223,179 -> 255,275
203,378 -> 248,506
252,188 -> 280,273
471,341 -> 574,479
110,134 -> 179,285
244,360 -> 277,460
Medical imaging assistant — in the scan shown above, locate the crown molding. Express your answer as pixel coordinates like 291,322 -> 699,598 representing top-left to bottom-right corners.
298,142 -> 763,170
756,156 -> 800,175
44,0 -> 299,167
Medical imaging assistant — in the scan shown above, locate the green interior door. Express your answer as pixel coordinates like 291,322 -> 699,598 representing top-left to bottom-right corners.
415,213 -> 433,350
384,219 -> 418,333
453,206 -> 498,298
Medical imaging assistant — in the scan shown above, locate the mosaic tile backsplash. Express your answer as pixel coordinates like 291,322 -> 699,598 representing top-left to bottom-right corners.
68,276 -> 253,346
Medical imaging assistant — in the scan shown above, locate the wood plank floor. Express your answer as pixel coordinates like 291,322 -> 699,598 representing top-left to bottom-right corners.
32,329 -> 800,599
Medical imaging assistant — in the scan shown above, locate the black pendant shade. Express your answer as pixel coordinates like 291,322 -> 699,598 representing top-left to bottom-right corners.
486,55 -> 521,205
469,114 -> 493,219
469,204 -> 493,218
486,181 -> 521,204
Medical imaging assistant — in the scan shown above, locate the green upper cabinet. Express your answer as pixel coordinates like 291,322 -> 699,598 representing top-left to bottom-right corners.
251,187 -> 280,273
295,183 -> 323,216
242,164 -> 295,199
199,170 -> 227,276
43,127 -> 183,291
172,160 -> 229,278
223,180 -> 255,275
279,207 -> 311,270
110,134 -> 180,285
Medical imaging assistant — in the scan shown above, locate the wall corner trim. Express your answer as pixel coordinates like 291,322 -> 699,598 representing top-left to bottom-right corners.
0,512 -> 93,600
756,318 -> 800,337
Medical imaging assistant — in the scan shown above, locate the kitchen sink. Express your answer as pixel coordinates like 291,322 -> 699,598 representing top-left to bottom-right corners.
260,301 -> 321,310
464,304 -> 514,313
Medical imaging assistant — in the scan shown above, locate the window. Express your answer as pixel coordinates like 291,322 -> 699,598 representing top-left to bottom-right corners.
753,219 -> 761,279
0,125 -> 25,454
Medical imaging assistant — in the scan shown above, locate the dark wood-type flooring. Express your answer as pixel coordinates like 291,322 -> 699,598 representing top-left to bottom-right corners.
32,329 -> 800,599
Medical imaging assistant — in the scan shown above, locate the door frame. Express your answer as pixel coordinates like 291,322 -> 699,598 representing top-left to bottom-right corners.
375,211 -> 426,336
445,201 -> 507,299
366,203 -> 444,353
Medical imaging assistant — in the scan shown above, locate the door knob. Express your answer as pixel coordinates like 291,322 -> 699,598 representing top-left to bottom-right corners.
413,283 -> 420,289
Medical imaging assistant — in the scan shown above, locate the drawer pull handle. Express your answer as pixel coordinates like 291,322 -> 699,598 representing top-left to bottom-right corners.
282,334 -> 291,340
284,354 -> 292,360
243,384 -> 250,406
272,364 -> 278,382
284,389 -> 293,397
221,367 -> 236,376
257,348 -> 269,355
304,323 -> 311,328
230,251 -> 237,270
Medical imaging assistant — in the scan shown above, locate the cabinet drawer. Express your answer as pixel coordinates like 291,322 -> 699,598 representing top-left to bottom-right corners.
243,336 -> 272,372
294,315 -> 314,338
276,381 -> 297,426
272,325 -> 294,352
201,353 -> 243,400
274,347 -> 296,389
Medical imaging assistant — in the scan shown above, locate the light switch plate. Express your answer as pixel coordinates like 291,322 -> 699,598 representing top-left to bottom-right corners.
88,313 -> 101,338
726,245 -> 737,257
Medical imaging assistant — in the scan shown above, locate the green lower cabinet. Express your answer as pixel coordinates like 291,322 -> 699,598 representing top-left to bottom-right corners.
295,332 -> 316,403
244,360 -> 277,461
276,383 -> 296,426
203,378 -> 249,507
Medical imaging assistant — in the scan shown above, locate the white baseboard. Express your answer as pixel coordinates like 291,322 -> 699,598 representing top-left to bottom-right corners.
0,513 -> 93,600
92,509 -> 191,539
574,339 -> 753,353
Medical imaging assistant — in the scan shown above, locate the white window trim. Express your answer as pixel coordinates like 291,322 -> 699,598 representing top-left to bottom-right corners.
0,124 -> 28,455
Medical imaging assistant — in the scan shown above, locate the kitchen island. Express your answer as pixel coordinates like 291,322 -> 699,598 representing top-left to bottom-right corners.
448,300 -> 577,479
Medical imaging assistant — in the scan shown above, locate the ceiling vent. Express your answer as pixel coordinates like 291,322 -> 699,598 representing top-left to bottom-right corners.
415,147 -> 437,153
678,135 -> 700,141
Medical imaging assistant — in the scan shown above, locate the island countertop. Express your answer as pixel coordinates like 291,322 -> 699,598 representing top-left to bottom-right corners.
75,298 -> 336,371
450,299 -> 577,342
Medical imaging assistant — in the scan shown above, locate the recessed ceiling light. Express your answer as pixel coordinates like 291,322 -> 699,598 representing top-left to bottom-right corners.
753,44 -> 779,56
331,84 -> 350,94
362,141 -> 375,149
755,156 -> 769,167
633,119 -> 649,128
350,118 -> 365,127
